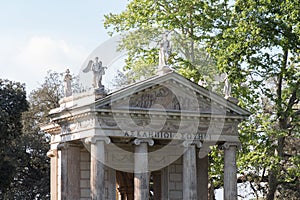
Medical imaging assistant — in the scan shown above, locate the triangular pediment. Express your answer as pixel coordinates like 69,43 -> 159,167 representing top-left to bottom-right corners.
96,72 -> 250,118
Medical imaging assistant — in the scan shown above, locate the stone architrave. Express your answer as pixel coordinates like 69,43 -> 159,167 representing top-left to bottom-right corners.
85,136 -> 111,200
133,138 -> 154,200
223,142 -> 239,200
57,143 -> 81,200
183,141 -> 202,200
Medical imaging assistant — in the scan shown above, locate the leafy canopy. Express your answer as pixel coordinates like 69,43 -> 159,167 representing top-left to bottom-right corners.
105,0 -> 300,199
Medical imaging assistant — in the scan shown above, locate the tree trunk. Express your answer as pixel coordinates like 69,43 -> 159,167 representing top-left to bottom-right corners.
266,49 -> 289,200
266,170 -> 278,200
208,179 -> 215,200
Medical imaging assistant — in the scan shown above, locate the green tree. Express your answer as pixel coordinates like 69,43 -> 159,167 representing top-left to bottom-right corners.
0,79 -> 28,197
210,0 -> 300,199
6,71 -> 64,199
104,0 -> 233,199
1,71 -> 76,199
105,0 -> 300,199
104,0 -> 223,84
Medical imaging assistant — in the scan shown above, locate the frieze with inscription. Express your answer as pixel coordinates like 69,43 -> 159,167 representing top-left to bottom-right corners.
123,130 -> 209,140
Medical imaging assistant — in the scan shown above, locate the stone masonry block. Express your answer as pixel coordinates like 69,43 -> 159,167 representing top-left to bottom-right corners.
80,188 -> 90,198
169,190 -> 183,199
175,165 -> 182,173
173,157 -> 182,165
169,173 -> 182,182
169,165 -> 176,173
169,182 -> 175,190
80,151 -> 90,161
80,179 -> 89,188
80,161 -> 90,170
81,170 -> 90,179
175,182 -> 182,190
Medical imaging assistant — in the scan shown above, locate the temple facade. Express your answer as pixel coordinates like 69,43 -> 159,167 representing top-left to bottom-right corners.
42,72 -> 250,200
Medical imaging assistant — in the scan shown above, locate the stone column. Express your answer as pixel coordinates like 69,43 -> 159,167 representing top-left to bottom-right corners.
133,138 -> 154,200
223,142 -> 239,200
47,149 -> 58,200
183,141 -> 202,200
57,143 -> 81,200
85,136 -> 111,200
197,153 -> 208,200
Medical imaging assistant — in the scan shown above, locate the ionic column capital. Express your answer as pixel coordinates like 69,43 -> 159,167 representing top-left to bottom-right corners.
222,142 -> 241,150
47,149 -> 58,158
133,138 -> 154,146
57,142 -> 69,150
183,140 -> 202,148
57,142 -> 81,150
84,136 -> 111,145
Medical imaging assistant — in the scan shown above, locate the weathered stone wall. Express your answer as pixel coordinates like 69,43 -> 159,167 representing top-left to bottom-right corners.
168,156 -> 183,200
80,148 -> 91,200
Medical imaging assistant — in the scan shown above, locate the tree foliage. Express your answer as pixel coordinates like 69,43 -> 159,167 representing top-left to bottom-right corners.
104,0 -> 221,84
210,0 -> 300,199
105,0 -> 300,199
0,71 -> 71,199
0,80 -> 28,196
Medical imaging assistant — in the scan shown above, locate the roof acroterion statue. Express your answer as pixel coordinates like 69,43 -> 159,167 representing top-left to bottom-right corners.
83,57 -> 107,89
63,69 -> 72,97
158,33 -> 172,75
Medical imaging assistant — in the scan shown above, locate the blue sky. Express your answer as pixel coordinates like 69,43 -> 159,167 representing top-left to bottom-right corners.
0,0 -> 128,92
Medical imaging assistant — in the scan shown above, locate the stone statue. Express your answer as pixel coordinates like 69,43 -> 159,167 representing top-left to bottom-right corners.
64,69 -> 72,97
158,33 -> 173,75
159,33 -> 170,66
83,57 -> 107,88
223,73 -> 231,99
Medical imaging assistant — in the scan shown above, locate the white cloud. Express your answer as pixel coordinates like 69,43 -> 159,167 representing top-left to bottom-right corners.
1,36 -> 89,92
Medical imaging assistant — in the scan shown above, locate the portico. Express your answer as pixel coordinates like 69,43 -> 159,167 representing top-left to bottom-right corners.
42,72 -> 250,200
